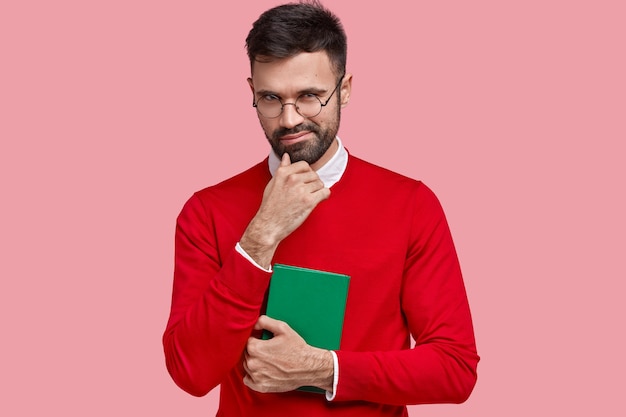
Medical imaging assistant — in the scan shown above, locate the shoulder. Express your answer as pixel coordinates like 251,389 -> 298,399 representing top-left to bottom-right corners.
344,153 -> 443,209
178,159 -> 270,220
194,159 -> 270,200
345,154 -> 424,190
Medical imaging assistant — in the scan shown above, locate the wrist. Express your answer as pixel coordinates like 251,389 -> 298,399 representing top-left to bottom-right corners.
240,222 -> 279,269
306,348 -> 334,392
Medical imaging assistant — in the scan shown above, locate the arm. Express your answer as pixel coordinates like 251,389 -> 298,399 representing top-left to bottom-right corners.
162,193 -> 271,397
240,154 -> 331,268
334,184 -> 479,404
163,154 -> 330,396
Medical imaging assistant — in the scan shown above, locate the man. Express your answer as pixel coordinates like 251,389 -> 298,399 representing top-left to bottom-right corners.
163,1 -> 479,416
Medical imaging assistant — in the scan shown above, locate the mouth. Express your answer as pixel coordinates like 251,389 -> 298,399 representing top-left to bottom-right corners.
279,131 -> 312,145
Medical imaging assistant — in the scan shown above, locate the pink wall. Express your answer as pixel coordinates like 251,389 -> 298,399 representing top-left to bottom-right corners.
2,0 -> 624,415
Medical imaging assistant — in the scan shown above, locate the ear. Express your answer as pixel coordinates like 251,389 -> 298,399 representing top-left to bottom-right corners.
247,77 -> 254,93
340,73 -> 353,108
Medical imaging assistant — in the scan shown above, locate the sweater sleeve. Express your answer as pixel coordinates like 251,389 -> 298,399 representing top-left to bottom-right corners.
162,193 -> 271,397
334,184 -> 479,404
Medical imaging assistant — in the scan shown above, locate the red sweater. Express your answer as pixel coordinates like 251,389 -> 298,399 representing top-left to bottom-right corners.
163,154 -> 479,416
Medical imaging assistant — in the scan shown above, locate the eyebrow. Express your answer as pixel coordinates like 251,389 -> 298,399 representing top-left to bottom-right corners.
255,86 -> 330,98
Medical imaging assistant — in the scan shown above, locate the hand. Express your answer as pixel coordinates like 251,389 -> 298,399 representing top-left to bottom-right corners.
240,153 -> 330,268
243,315 -> 334,393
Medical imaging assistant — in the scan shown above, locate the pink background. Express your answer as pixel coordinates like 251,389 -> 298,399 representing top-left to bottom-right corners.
2,0 -> 624,415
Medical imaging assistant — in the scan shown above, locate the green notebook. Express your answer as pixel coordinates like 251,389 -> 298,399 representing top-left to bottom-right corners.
263,263 -> 350,393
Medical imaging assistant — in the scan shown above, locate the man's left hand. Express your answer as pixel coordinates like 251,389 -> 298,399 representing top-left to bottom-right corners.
243,315 -> 334,393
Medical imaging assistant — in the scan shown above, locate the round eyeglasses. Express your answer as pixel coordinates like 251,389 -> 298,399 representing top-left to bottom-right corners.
253,75 -> 344,119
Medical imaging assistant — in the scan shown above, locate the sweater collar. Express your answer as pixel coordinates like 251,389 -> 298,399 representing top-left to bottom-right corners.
268,136 -> 348,188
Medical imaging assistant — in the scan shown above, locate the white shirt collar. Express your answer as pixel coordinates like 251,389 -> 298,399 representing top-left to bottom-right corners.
268,136 -> 348,188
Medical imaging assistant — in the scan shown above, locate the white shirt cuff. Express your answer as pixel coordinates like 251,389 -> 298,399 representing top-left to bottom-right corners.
325,350 -> 339,401
235,242 -> 272,273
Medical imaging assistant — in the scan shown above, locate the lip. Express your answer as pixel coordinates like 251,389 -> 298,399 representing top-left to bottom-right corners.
279,131 -> 312,145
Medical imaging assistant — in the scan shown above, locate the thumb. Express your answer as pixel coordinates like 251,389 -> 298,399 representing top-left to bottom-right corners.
280,152 -> 291,167
255,315 -> 289,334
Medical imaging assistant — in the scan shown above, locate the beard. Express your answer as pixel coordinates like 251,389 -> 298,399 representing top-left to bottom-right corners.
262,106 -> 341,165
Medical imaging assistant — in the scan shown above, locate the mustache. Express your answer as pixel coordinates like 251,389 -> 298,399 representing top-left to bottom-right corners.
271,124 -> 319,141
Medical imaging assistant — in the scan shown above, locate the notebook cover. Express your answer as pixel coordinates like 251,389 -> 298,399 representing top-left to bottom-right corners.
263,263 -> 350,393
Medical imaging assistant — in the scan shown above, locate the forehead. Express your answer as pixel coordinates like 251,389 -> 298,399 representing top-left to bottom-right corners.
251,51 -> 336,92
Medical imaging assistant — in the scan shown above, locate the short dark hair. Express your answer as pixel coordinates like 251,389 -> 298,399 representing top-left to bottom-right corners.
245,1 -> 347,79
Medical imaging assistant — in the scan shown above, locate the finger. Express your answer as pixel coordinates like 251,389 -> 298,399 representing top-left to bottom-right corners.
242,356 -> 250,374
288,159 -> 313,170
253,315 -> 269,331
255,315 -> 289,334
280,152 -> 291,167
245,336 -> 255,351
243,374 -> 254,389
313,186 -> 331,202
301,178 -> 328,194
276,162 -> 315,179
283,171 -> 324,188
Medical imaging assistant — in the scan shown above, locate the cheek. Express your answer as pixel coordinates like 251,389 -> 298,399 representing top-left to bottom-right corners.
259,115 -> 275,127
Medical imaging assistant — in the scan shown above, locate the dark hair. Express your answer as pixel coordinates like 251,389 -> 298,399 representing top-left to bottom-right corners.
245,1 -> 347,79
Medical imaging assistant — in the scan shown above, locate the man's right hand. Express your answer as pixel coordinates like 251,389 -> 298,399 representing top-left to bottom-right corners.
239,153 -> 330,269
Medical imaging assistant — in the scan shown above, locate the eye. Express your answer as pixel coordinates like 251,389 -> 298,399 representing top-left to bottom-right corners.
260,94 -> 280,103
298,93 -> 320,103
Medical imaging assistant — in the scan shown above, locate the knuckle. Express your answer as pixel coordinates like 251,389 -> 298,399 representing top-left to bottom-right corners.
292,160 -> 308,170
301,193 -> 315,205
299,195 -> 310,205
245,358 -> 256,371
286,173 -> 299,186
277,320 -> 290,332
246,340 -> 258,355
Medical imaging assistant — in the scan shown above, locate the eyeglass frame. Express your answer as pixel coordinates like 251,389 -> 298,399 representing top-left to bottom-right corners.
252,74 -> 345,119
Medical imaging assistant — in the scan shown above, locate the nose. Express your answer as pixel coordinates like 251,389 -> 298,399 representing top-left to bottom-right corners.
279,103 -> 305,129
